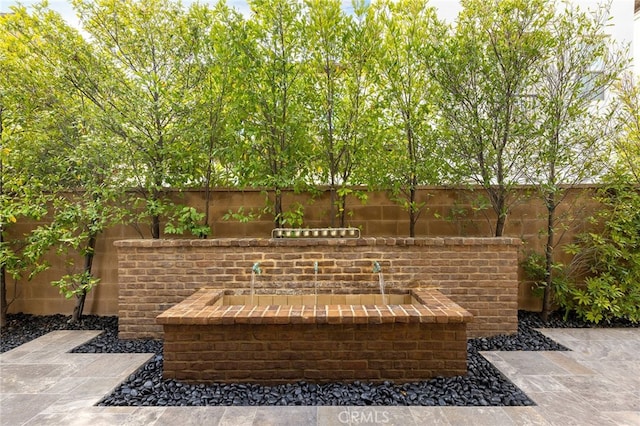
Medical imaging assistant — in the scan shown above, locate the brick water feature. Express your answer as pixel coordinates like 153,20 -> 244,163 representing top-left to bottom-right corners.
115,237 -> 520,340
115,236 -> 519,384
157,288 -> 472,384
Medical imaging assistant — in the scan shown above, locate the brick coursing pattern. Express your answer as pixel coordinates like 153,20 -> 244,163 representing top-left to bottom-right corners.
115,237 -> 520,339
162,322 -> 469,384
157,288 -> 472,383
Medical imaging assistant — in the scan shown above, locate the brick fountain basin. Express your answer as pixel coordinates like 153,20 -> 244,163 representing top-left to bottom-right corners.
156,288 -> 473,384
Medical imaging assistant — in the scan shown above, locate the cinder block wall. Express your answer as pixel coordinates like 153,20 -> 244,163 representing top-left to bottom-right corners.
9,186 -> 595,316
115,237 -> 520,339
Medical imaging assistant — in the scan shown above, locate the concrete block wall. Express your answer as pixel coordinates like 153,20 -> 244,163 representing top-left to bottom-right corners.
7,186 -> 598,316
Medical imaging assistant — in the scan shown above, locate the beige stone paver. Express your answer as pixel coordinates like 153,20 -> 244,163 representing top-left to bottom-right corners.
1,328 -> 638,425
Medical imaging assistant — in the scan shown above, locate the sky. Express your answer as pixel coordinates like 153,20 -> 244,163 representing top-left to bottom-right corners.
636,11 -> 640,73
1,0 -> 460,24
1,0 -> 637,73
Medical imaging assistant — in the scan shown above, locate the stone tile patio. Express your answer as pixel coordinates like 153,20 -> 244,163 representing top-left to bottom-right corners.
1,328 -> 638,425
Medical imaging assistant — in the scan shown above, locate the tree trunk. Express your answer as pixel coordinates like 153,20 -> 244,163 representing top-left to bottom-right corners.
202,183 -> 211,239
202,104 -> 220,240
274,189 -> 283,228
0,235 -> 7,327
151,188 -> 161,239
151,175 -> 163,239
339,192 -> 347,228
541,193 -> 556,323
72,289 -> 87,324
203,151 -> 212,239
327,69 -> 336,228
495,213 -> 506,237
491,188 -> 507,237
70,231 -> 97,323
405,109 -> 417,238
409,186 -> 416,237
329,185 -> 336,228
493,189 -> 507,237
152,214 -> 161,239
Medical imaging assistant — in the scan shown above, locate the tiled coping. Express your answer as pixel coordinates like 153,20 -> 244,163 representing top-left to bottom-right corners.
156,288 -> 473,326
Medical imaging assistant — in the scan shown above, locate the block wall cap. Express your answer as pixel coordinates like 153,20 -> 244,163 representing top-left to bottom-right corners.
115,237 -> 522,248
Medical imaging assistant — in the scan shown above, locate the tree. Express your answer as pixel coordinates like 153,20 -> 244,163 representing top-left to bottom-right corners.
304,0 -> 378,227
71,0 -> 208,239
1,5 -> 125,322
370,0 -> 446,236
548,74 -> 640,324
614,74 -> 640,181
525,2 -> 626,321
0,8 -> 62,325
183,2 -> 244,236
234,0 -> 312,228
434,0 -> 553,236
45,99 -> 123,322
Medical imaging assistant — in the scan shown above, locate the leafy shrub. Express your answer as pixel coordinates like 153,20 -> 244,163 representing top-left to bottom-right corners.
561,182 -> 640,323
521,251 -> 571,311
164,206 -> 210,238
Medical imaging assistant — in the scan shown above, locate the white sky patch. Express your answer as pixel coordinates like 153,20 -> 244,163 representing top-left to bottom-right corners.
635,10 -> 640,74
2,0 -> 636,75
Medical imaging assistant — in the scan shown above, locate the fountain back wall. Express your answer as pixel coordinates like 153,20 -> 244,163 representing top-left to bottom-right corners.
115,237 -> 520,339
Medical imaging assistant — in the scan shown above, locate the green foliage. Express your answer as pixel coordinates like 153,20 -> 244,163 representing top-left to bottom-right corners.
334,187 -> 368,222
518,1 -> 626,320
522,183 -> 640,324
433,0 -> 555,236
528,1 -> 623,188
545,67 -> 640,324
521,251 -> 570,301
368,0 -> 446,236
521,252 -> 547,298
68,0 -> 213,238
615,75 -> 640,182
52,271 -> 100,300
277,202 -> 305,228
2,230 -> 51,282
222,206 -> 263,224
2,0 -> 639,322
231,0 -> 313,227
1,8 -> 90,321
304,0 -> 378,227
164,206 -> 211,238
559,183 -> 640,323
223,195 -> 309,229
26,192 -> 116,307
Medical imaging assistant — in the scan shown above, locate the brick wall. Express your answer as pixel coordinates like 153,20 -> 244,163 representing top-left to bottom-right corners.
115,237 -> 520,339
162,322 -> 468,384
158,288 -> 471,383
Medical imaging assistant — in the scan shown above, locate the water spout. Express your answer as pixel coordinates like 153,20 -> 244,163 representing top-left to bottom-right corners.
314,261 -> 319,305
373,261 -> 386,305
251,262 -> 261,304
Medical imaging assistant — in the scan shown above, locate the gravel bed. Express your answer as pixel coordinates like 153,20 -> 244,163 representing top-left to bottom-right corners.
1,311 -> 636,407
